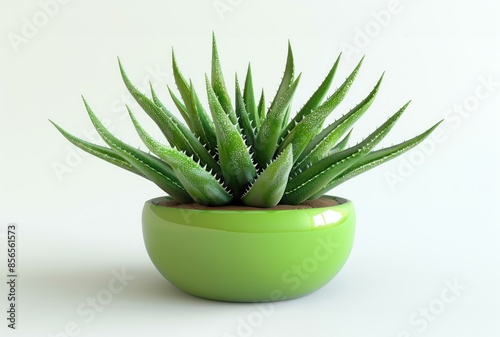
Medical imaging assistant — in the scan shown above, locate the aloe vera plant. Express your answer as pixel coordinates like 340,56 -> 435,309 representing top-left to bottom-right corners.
51,35 -> 440,207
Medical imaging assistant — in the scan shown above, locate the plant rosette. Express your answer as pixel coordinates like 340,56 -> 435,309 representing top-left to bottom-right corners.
52,34 -> 439,302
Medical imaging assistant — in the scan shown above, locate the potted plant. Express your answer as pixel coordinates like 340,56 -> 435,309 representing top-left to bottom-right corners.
51,35 -> 440,302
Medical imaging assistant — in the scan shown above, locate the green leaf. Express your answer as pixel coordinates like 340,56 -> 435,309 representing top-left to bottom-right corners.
119,58 -> 178,146
171,51 -> 217,153
281,53 -> 341,139
171,49 -> 192,104
165,82 -> 212,153
119,60 -> 220,175
241,144 -> 294,208
206,75 -> 257,197
277,57 -> 365,161
82,98 -> 192,203
254,74 -> 301,168
281,105 -> 292,133
282,102 -> 410,204
243,64 -> 258,129
257,89 -> 266,125
166,85 -> 193,132
329,128 -> 353,154
292,73 -> 383,171
309,120 -> 443,199
268,41 -> 294,112
188,82 -> 218,154
235,74 -> 256,147
211,33 -> 237,124
128,109 -> 233,206
119,58 -> 188,149
50,120 -> 145,178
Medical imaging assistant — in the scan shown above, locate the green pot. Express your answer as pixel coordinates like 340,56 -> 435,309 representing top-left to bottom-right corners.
142,195 -> 355,302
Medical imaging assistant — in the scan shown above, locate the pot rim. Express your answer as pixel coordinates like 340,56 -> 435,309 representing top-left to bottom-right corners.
146,195 -> 351,213
143,195 -> 355,233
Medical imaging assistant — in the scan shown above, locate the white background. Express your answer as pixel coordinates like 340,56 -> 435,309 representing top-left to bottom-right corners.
1,0 -> 499,336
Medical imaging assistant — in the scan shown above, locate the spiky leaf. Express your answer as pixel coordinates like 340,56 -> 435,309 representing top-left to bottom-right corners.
128,110 -> 233,206
293,74 -> 383,171
268,41 -> 294,112
254,75 -> 301,168
282,102 -> 410,204
277,57 -> 365,161
281,53 -> 341,138
171,51 -> 218,152
241,145 -> 294,207
211,33 -> 237,124
243,64 -> 258,129
206,76 -> 256,197
166,85 -> 193,131
50,120 -> 144,178
257,89 -> 266,123
235,74 -> 255,147
310,121 -> 443,198
82,98 -> 192,203
329,129 -> 353,154
189,82 -> 218,154
119,62 -> 221,175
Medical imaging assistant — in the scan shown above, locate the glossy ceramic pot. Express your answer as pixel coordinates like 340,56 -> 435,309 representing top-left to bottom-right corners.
142,196 -> 355,302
